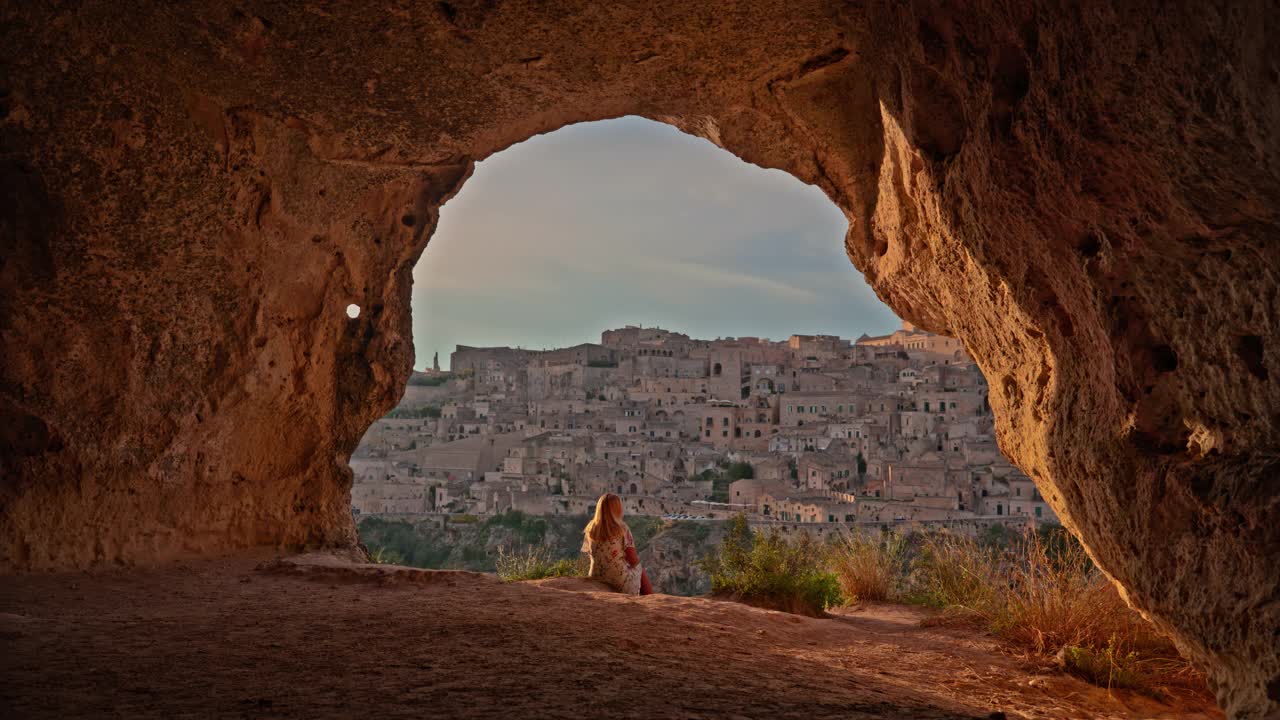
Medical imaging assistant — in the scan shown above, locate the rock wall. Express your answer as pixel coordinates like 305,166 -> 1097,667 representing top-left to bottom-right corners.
1,1 -> 1276,715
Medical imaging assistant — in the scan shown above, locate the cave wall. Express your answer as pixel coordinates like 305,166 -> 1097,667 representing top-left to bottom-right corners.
1,1 -> 1276,716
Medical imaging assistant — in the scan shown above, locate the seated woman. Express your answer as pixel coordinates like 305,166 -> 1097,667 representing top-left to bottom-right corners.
581,493 -> 654,595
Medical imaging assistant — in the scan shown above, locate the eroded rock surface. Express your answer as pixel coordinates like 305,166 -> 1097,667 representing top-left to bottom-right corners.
1,1 -> 1276,716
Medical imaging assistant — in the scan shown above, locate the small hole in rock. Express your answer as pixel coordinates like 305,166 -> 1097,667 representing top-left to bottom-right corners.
1152,344 -> 1178,373
346,304 -> 361,319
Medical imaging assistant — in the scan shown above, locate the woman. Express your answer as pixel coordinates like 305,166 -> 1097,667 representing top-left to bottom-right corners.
581,493 -> 654,595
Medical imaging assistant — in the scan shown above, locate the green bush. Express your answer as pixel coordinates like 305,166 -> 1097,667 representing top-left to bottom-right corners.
1062,637 -> 1145,690
407,374 -> 454,387
495,545 -> 588,581
700,515 -> 843,615
358,517 -> 453,568
625,515 -> 664,551
367,546 -> 405,565
484,510 -> 550,545
385,404 -> 442,419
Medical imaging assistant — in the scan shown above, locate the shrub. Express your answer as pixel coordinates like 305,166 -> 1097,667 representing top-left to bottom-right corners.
906,531 -> 1001,611
385,404 -> 442,419
905,528 -> 1205,699
495,546 -> 587,582
701,515 -> 843,616
626,515 -> 665,550
485,510 -> 550,545
1062,637 -> 1145,690
407,374 -> 454,387
830,530 -> 908,603
367,546 -> 405,565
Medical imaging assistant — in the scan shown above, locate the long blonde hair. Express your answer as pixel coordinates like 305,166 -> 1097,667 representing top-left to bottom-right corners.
584,493 -> 626,544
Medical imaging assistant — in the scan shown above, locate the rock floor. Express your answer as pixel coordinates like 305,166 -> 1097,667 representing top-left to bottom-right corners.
0,553 -> 1221,719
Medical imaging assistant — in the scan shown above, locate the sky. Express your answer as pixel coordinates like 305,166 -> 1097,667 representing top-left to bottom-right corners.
411,116 -> 901,371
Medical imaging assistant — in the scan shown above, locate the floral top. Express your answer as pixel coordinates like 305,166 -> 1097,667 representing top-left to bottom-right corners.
582,525 -> 643,595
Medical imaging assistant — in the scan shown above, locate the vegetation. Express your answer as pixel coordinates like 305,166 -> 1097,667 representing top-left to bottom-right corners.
827,525 -> 1207,699
385,404 -> 442,419
829,529 -> 908,603
358,518 -> 454,568
1062,637 -> 1145,690
625,514 -> 665,551
407,374 -> 454,387
368,546 -> 405,565
358,511 -> 705,589
495,545 -> 588,581
701,461 -> 754,503
483,510 -> 549,545
701,515 -> 843,616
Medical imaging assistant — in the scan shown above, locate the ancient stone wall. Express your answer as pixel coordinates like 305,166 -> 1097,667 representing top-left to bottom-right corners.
1,1 -> 1275,715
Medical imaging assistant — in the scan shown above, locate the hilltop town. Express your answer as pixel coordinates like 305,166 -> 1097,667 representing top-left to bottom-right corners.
352,322 -> 1057,532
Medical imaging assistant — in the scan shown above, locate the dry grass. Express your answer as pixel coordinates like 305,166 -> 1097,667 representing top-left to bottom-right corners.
829,530 -> 907,603
829,526 -> 1210,700
494,545 -> 588,582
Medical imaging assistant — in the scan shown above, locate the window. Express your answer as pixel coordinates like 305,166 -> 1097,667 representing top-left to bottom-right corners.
1035,506 -> 1043,518
924,401 -> 930,411
1016,487 -> 1021,496
837,405 -> 843,413
722,417 -> 729,427
722,430 -> 728,437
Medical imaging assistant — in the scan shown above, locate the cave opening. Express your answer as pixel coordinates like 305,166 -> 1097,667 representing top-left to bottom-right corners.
353,115 -> 895,551
347,117 -> 1046,577
3,2 -> 1276,713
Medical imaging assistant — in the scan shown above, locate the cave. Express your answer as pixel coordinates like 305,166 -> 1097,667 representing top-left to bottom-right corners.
1,2 -> 1277,717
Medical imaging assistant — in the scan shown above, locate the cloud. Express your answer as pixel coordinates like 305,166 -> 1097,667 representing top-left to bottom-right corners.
632,257 -> 821,303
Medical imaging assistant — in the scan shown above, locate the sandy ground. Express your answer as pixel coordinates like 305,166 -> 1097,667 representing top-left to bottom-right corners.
0,553 -> 1221,719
